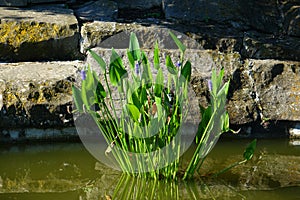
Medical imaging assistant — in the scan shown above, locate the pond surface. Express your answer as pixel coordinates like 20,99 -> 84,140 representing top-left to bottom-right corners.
0,138 -> 299,199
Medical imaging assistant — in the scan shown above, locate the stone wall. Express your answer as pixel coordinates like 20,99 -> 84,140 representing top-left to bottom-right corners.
0,0 -> 299,142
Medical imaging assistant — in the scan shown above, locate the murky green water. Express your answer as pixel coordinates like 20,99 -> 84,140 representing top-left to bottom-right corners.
0,139 -> 299,199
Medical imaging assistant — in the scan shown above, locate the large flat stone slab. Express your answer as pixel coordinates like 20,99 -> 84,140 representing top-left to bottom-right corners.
0,5 -> 82,61
80,22 -> 204,53
0,61 -> 84,140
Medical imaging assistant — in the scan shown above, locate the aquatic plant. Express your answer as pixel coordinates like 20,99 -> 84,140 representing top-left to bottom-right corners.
72,32 -> 255,179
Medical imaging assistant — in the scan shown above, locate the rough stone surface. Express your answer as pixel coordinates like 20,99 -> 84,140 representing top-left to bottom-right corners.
241,31 -> 300,61
73,0 -> 118,22
163,0 -> 241,24
283,3 -> 300,37
0,61 -> 83,139
80,22 -> 205,53
80,21 -> 142,53
239,0 -> 282,34
250,59 -> 300,121
0,0 -> 27,6
0,5 -> 82,61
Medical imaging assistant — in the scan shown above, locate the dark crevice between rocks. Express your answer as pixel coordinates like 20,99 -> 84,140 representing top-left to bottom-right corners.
117,6 -> 165,22
223,120 -> 295,139
270,63 -> 284,82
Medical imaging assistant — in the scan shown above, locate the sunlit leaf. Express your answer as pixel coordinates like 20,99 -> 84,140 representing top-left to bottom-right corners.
72,85 -> 83,112
154,41 -> 160,70
89,50 -> 106,73
126,104 -> 140,122
166,55 -> 177,74
243,139 -> 257,161
127,49 -> 135,69
141,51 -> 153,85
129,32 -> 141,61
109,48 -> 127,86
169,31 -> 186,54
154,68 -> 164,97
181,60 -> 191,82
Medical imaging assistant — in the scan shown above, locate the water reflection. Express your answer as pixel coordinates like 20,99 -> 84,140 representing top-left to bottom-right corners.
0,139 -> 299,199
80,172 -> 245,200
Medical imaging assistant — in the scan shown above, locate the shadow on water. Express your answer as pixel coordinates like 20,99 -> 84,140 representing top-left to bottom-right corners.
0,139 -> 299,199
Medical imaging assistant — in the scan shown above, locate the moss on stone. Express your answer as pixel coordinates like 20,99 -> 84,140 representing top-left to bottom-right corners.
0,21 -> 74,48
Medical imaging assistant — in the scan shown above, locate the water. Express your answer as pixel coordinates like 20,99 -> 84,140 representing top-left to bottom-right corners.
0,139 -> 299,199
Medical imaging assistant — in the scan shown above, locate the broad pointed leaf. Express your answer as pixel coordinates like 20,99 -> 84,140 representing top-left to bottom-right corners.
89,50 -> 106,73
181,60 -> 191,82
243,139 -> 257,161
109,48 -> 127,86
154,41 -> 160,69
169,31 -> 186,54
72,85 -> 84,112
126,104 -> 140,123
129,32 -> 141,61
166,55 -> 177,74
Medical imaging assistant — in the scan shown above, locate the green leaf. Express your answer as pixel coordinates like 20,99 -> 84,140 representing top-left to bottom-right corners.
196,105 -> 212,143
72,85 -> 84,112
81,81 -> 92,110
141,51 -> 153,85
154,41 -> 160,70
84,66 -> 95,91
217,81 -> 230,98
89,50 -> 106,73
169,31 -> 186,54
154,68 -> 164,97
181,60 -> 191,82
95,82 -> 106,103
222,112 -> 230,133
243,139 -> 257,161
131,91 -> 142,110
139,86 -> 148,106
126,104 -> 140,122
129,32 -> 141,61
166,55 -> 177,74
109,48 -> 127,86
127,49 -> 135,69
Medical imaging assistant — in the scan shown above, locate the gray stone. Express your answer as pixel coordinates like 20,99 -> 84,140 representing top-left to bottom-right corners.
74,0 -> 118,22
114,0 -> 161,9
241,31 -> 300,61
250,59 -> 300,121
239,0 -> 282,34
80,21 -> 142,53
163,0 -> 240,23
0,0 -> 27,6
283,3 -> 300,37
80,22 -> 203,53
0,5 -> 82,61
0,61 -> 84,130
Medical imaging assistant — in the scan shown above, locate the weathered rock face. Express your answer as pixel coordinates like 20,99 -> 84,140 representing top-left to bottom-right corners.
0,5 -> 82,61
73,0 -> 118,22
163,0 -> 242,24
249,59 -> 300,121
0,61 -> 83,141
283,2 -> 300,37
